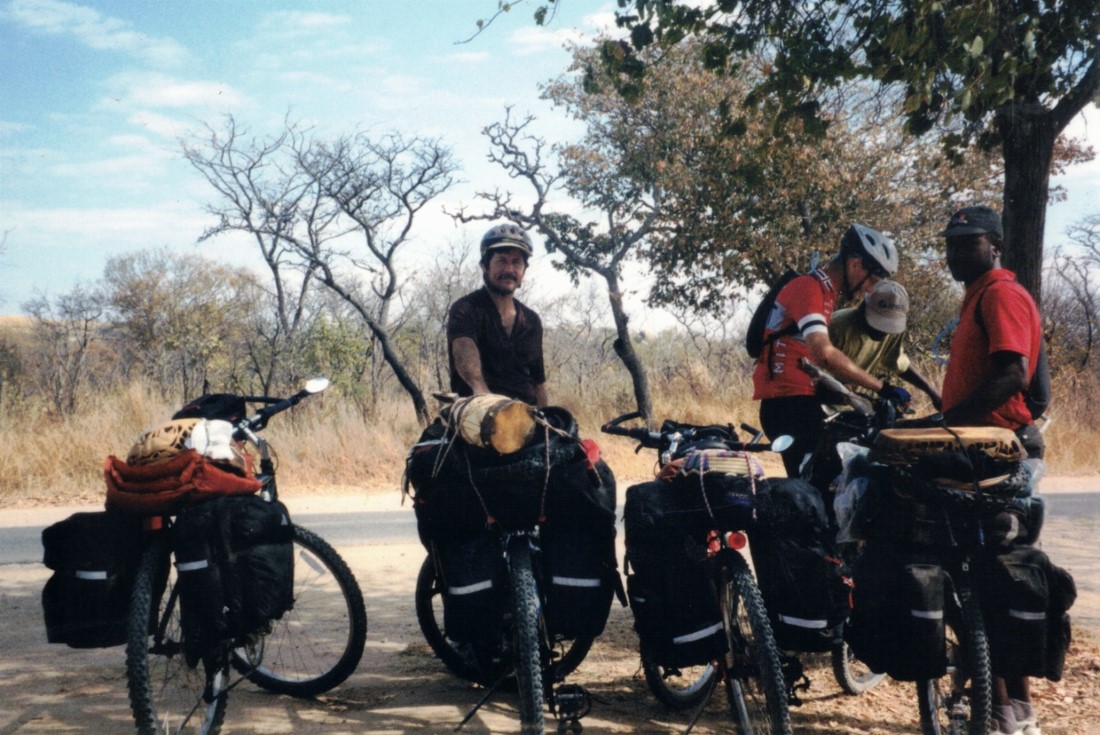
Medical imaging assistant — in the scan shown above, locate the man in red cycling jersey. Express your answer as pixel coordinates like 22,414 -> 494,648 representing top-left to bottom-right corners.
752,223 -> 912,479
940,205 -> 1044,735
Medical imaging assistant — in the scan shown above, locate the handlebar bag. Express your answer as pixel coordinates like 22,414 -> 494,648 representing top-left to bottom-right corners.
41,510 -> 147,648
173,495 -> 294,664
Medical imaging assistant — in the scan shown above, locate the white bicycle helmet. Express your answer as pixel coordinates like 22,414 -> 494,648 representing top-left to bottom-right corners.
841,223 -> 898,277
480,223 -> 534,261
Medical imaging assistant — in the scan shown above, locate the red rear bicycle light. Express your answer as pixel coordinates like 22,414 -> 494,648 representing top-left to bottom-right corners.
724,531 -> 748,550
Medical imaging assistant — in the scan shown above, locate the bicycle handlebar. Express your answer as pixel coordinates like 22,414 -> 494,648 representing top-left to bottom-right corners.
600,411 -> 777,454
233,377 -> 330,439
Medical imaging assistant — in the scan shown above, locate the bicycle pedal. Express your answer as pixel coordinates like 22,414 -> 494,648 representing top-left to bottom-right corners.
552,684 -> 592,721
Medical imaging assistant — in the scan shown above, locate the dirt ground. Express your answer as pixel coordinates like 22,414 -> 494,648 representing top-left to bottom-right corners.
2,478 -> 1099,734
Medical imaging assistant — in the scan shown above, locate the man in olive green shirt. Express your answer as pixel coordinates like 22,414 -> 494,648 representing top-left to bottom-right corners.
829,280 -> 943,410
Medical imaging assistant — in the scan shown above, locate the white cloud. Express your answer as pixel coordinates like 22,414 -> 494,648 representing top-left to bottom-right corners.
9,0 -> 189,66
127,110 -> 191,138
257,10 -> 347,35
99,72 -> 248,112
0,120 -> 32,136
507,24 -> 587,56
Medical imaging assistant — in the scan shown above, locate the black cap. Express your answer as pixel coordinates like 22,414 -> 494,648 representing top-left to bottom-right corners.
942,206 -> 1003,238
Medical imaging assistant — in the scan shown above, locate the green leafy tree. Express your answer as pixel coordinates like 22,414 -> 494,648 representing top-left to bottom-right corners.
615,0 -> 1100,305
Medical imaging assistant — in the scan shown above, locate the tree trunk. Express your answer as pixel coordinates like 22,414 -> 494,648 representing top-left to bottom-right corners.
997,102 -> 1057,309
604,271 -> 654,424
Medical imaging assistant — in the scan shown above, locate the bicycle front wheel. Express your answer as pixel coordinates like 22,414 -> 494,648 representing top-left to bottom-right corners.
508,538 -> 546,734
233,525 -> 367,697
720,552 -> 791,735
126,534 -> 228,735
918,585 -> 992,735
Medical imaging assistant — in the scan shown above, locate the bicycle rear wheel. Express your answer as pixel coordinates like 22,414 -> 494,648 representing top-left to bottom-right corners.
720,552 -> 791,735
127,534 -> 228,735
918,585 -> 992,735
508,538 -> 546,734
832,641 -> 887,695
233,525 -> 367,697
640,653 -> 717,711
415,552 -> 593,686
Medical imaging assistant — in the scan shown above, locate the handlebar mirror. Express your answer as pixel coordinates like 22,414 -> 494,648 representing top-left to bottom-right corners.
303,377 -> 330,395
770,435 -> 794,453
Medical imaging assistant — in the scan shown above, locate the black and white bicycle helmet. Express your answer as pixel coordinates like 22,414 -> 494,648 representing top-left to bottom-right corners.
841,223 -> 898,277
480,223 -> 534,260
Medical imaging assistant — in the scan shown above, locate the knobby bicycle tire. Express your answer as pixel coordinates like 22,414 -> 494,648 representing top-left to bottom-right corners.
414,554 -> 483,683
721,552 -> 792,735
640,652 -> 717,711
917,583 -> 992,735
508,539 -> 546,734
831,641 -> 887,695
415,552 -> 594,687
232,524 -> 367,697
126,534 -> 228,735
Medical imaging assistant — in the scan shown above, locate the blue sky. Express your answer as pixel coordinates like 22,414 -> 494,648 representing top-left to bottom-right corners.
1,0 -> 1097,317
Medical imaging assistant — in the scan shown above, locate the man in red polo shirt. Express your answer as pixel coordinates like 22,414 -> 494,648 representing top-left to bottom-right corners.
941,206 -> 1044,459
940,205 -> 1044,735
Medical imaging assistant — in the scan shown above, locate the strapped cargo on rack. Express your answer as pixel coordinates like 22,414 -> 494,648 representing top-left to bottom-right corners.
105,449 -> 262,515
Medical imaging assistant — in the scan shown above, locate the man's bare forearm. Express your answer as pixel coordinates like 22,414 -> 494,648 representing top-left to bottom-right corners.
451,337 -> 491,394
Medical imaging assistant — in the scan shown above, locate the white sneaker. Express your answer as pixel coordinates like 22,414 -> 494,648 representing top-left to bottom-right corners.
1011,698 -> 1040,735
992,704 -> 1021,735
990,727 -> 1022,735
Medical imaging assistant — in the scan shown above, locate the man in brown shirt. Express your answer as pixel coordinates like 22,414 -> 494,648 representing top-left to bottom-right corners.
447,223 -> 547,406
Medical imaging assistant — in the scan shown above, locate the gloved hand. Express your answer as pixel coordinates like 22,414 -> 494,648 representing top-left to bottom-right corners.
878,382 -> 912,408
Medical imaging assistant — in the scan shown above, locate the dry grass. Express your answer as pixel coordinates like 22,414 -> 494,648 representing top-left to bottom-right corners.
0,371 -> 1096,508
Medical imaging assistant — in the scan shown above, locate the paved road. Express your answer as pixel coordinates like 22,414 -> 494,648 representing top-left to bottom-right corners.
0,507 -> 417,565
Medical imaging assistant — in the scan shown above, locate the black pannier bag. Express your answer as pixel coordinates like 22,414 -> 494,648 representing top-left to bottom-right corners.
623,481 -> 727,668
434,531 -> 505,643
972,545 -> 1076,680
749,478 -> 849,652
173,495 -> 294,663
540,525 -> 616,639
847,544 -> 949,681
41,510 -> 147,648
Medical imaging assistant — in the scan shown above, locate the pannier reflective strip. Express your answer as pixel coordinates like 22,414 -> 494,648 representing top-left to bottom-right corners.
672,622 -> 724,644
778,614 -> 828,629
74,570 -> 108,580
450,580 -> 493,596
910,609 -> 945,620
1009,609 -> 1047,621
552,576 -> 601,588
176,560 -> 210,572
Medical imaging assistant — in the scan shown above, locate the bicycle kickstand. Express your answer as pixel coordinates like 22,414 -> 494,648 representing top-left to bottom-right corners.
454,674 -> 508,732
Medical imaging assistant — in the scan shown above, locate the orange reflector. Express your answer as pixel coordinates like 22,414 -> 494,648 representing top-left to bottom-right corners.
724,531 -> 748,550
